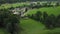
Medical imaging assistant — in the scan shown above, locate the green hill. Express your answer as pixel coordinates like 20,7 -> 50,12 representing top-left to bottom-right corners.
27,6 -> 60,16
20,18 -> 60,34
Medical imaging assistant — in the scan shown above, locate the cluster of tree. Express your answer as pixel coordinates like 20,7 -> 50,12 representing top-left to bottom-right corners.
29,2 -> 60,9
43,12 -> 60,29
0,0 -> 60,3
0,0 -> 59,4
0,9 -> 21,34
28,11 -> 60,29
43,2 -> 60,7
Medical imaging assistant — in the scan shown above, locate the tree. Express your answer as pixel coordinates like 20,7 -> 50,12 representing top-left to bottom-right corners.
44,14 -> 56,29
35,11 -> 42,21
43,12 -> 48,28
56,2 -> 60,6
43,3 -> 47,7
6,14 -> 20,34
10,7 -> 14,10
25,8 -> 28,12
43,12 -> 48,20
47,2 -> 52,7
48,14 -> 56,28
0,9 -> 20,34
0,9 -> 11,27
37,1 -> 40,5
55,15 -> 60,27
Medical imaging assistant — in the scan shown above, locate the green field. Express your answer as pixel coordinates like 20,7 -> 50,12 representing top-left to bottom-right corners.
0,18 -> 60,34
27,6 -> 60,16
20,6 -> 60,34
20,18 -> 60,34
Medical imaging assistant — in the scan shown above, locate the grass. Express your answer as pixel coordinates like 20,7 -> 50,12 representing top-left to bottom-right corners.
0,28 -> 9,34
20,18 -> 60,34
27,6 -> 60,16
0,28 -> 5,34
20,6 -> 60,34
20,18 -> 45,34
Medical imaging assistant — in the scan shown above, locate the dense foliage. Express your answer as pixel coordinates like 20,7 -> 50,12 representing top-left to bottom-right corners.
28,11 -> 60,29
0,0 -> 59,4
0,9 -> 20,34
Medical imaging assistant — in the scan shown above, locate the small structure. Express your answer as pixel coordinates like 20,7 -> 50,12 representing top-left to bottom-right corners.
9,7 -> 28,17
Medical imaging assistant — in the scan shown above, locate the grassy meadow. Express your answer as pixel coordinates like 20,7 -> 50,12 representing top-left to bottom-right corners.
20,18 -> 60,34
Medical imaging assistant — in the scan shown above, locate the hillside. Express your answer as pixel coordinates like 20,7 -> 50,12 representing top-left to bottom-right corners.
20,18 -> 60,34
